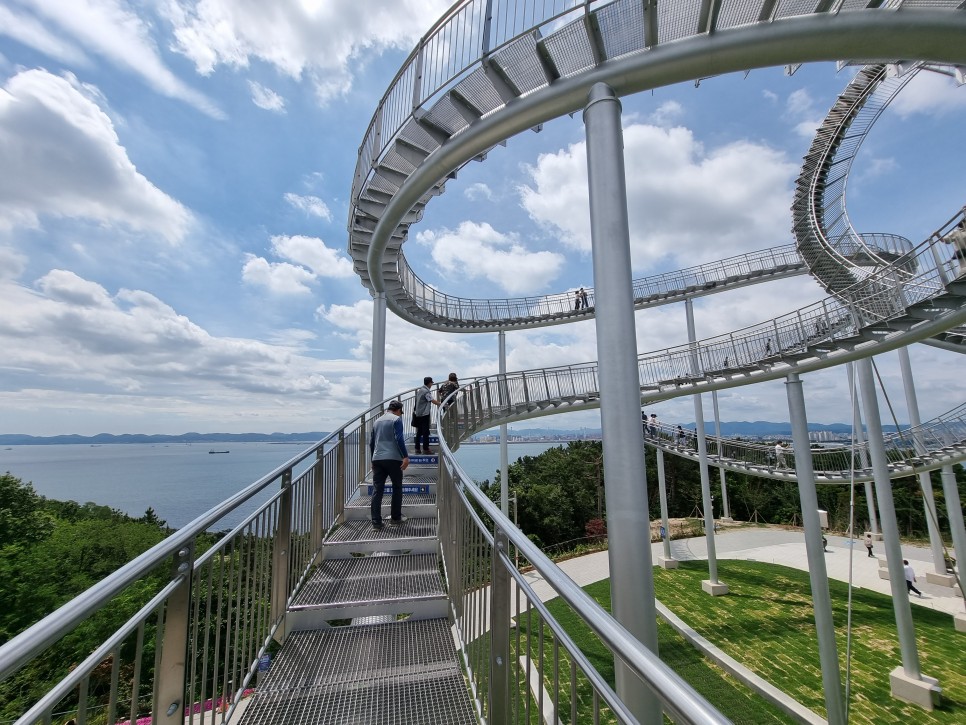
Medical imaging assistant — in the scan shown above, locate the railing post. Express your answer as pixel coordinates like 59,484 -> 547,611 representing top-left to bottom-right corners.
271,469 -> 294,631
489,527 -> 511,721
358,414 -> 369,488
335,429 -> 346,521
311,445 -> 326,554
155,543 -> 194,725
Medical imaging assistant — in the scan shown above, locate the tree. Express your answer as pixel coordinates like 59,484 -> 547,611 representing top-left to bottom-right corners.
0,472 -> 54,548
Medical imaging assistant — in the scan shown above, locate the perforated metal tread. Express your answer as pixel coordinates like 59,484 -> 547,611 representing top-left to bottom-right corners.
324,518 -> 438,543
347,492 -> 437,509
239,620 -> 476,725
291,553 -> 443,609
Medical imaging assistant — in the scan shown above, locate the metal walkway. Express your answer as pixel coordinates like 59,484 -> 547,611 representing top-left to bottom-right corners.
238,441 -> 477,725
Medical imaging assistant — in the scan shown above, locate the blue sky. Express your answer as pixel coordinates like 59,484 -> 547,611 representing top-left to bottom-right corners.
1,0 -> 964,437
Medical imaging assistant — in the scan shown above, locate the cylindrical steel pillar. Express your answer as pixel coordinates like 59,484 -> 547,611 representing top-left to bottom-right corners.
712,389 -> 731,520
897,347 -> 946,575
686,299 -> 722,589
847,362 -> 878,534
499,330 -> 509,517
940,465 -> 966,597
785,373 -> 846,725
657,448 -> 674,563
856,357 -> 923,677
583,82 -> 660,722
369,292 -> 387,407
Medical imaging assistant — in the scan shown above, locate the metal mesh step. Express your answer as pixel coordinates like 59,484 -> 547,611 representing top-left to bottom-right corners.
291,553 -> 443,609
347,492 -> 437,509
239,620 -> 476,725
324,518 -> 438,544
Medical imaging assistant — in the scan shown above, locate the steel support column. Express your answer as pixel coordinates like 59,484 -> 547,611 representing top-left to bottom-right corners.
940,466 -> 966,597
712,388 -> 731,520
847,363 -> 879,536
369,291 -> 387,407
656,448 -> 676,567
857,358 -> 939,705
897,347 -> 947,577
785,373 -> 846,725
583,82 -> 660,722
686,298 -> 724,592
499,330 -> 509,517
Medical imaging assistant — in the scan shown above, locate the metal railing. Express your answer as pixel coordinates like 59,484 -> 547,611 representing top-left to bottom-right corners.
646,400 -> 966,481
0,388 -> 428,725
437,400 -> 730,725
396,243 -> 804,326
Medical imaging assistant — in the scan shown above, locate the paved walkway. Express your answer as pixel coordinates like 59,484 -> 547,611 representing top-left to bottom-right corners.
522,527 -> 964,617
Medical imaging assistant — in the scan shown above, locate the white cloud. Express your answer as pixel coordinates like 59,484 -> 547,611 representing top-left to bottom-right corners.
249,80 -> 285,112
13,0 -> 221,117
0,270 -> 358,433
164,0 -> 453,104
284,193 -> 332,220
463,183 -> 493,201
519,123 -> 798,270
416,221 -> 565,295
784,88 -> 823,139
648,100 -> 683,126
889,70 -> 966,117
0,69 -> 192,244
0,4 -> 89,65
270,234 -> 353,277
0,246 -> 27,281
241,254 -> 316,294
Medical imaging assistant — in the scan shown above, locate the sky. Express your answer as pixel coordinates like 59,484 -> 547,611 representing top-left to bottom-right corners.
0,0 -> 965,437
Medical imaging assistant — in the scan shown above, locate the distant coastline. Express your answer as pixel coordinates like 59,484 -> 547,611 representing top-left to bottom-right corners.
0,432 -> 328,446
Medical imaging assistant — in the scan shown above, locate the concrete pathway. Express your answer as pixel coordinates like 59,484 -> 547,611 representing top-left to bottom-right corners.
522,527 -> 964,617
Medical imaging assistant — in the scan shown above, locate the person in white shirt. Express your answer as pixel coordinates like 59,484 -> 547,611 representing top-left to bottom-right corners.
903,559 -> 922,597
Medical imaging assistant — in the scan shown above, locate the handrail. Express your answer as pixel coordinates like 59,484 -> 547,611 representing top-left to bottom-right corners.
438,406 -> 731,724
395,243 -> 806,328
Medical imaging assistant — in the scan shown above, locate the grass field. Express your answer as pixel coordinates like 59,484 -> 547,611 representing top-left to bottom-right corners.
542,560 -> 963,724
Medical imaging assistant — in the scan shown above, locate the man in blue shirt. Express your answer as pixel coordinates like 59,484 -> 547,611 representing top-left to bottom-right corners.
369,400 -> 410,528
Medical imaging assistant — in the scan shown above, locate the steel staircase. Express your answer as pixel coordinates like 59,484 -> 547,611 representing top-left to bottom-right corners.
237,434 -> 477,725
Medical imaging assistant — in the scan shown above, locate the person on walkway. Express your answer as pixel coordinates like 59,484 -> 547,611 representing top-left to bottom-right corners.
903,559 -> 922,597
774,441 -> 787,469
943,219 -> 966,278
413,376 -> 440,454
580,287 -> 589,309
676,425 -> 687,447
865,533 -> 874,558
642,411 -> 649,436
369,400 -> 410,529
574,289 -> 583,310
437,372 -> 460,411
649,413 -> 659,438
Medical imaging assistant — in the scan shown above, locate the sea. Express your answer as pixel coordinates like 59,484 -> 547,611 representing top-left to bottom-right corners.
0,440 -> 565,529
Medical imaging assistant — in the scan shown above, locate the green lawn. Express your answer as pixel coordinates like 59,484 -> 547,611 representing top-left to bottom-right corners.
545,560 -> 964,724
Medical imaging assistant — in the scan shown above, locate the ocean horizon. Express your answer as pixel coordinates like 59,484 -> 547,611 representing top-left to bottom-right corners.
1,440 -> 563,529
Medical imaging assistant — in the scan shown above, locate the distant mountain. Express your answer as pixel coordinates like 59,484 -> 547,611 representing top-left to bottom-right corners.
0,432 -> 328,446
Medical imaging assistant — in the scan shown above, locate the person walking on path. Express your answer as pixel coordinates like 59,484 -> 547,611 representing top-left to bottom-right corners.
580,287 -> 589,309
413,376 -> 440,454
903,559 -> 923,597
774,441 -> 787,469
369,400 -> 410,529
676,425 -> 687,447
574,289 -> 583,310
865,533 -> 875,558
943,218 -> 966,278
437,372 -> 460,411
649,413 -> 659,438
